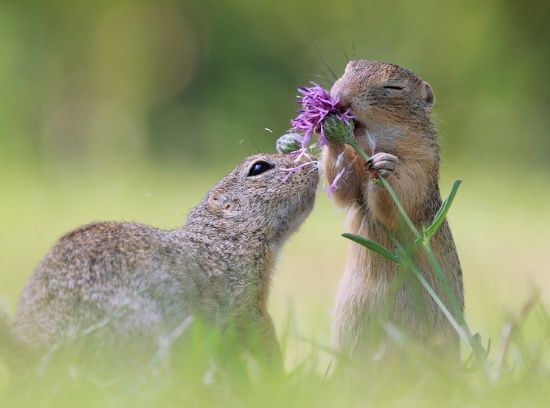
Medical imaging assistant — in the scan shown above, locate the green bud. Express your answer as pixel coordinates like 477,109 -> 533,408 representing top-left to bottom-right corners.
276,132 -> 302,154
323,114 -> 355,145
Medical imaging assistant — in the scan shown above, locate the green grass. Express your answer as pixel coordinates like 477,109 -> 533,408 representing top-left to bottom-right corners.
1,161 -> 550,406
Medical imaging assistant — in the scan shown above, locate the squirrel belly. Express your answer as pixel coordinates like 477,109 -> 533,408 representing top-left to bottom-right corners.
324,60 -> 464,360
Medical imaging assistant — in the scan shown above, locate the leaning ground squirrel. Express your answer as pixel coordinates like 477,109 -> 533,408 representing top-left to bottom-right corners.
11,153 -> 318,364
323,60 -> 463,359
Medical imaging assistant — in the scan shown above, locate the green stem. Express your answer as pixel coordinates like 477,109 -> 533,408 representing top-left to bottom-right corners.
422,242 -> 463,324
346,137 -> 421,240
400,250 -> 493,381
379,177 -> 422,240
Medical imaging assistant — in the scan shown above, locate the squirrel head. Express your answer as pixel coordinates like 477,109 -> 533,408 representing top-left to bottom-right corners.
190,154 -> 318,248
331,60 -> 435,148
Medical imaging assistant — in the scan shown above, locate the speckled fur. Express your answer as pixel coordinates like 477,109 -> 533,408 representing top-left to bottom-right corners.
323,60 -> 463,360
13,154 -> 318,361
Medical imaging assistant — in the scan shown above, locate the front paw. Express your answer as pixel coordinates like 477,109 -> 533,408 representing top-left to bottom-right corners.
367,152 -> 398,178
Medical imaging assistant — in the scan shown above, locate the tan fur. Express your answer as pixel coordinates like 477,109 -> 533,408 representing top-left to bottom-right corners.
12,154 -> 318,365
323,60 -> 463,360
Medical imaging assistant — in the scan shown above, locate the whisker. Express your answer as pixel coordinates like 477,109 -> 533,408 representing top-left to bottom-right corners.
248,137 -> 265,154
312,73 -> 333,87
313,45 -> 337,80
341,50 -> 351,64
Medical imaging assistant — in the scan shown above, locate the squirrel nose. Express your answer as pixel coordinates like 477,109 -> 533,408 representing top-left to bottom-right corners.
330,81 -> 352,110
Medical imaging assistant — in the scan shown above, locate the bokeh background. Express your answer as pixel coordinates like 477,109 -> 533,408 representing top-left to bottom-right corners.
1,0 -> 549,364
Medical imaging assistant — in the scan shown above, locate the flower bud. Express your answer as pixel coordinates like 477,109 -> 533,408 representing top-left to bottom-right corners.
323,114 -> 355,145
276,132 -> 302,154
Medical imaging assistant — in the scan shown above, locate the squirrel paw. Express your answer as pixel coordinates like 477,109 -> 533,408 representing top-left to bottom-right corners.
367,152 -> 398,178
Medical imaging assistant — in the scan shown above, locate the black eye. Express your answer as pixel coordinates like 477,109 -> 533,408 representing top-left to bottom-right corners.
247,161 -> 274,177
383,85 -> 404,90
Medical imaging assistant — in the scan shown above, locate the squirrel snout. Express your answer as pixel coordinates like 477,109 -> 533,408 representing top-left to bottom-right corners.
296,155 -> 318,164
331,82 -> 353,111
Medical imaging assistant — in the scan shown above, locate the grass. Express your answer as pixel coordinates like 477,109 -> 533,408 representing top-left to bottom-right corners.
1,159 -> 550,406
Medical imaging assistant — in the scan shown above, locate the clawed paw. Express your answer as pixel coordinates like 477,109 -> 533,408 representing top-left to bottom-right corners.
367,152 -> 398,178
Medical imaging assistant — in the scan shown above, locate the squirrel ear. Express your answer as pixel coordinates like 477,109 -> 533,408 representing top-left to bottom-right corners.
422,81 -> 435,107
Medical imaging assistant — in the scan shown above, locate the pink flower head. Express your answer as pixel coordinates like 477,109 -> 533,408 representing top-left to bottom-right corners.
290,82 -> 354,149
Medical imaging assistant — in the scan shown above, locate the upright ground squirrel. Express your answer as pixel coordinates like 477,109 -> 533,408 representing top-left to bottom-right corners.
323,60 -> 463,361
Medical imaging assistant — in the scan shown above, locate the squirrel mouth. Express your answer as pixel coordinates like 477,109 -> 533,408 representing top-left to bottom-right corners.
353,119 -> 367,138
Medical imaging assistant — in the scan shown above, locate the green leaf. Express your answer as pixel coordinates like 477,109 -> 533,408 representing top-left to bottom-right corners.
341,233 -> 400,263
424,179 -> 462,240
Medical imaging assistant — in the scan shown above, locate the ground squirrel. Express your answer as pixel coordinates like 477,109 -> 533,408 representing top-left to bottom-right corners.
323,60 -> 463,360
11,153 -> 318,364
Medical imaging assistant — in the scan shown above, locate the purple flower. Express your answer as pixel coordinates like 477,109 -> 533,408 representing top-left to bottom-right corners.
290,82 -> 354,149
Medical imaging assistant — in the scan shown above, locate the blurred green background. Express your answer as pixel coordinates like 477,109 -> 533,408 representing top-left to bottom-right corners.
1,0 -> 549,366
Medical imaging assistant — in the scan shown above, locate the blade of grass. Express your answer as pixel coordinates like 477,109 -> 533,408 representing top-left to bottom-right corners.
494,291 -> 540,379
424,180 -> 462,240
342,233 -> 400,262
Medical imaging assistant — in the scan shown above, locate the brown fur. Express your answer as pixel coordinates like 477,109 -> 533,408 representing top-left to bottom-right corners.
12,154 -> 318,364
323,60 -> 463,360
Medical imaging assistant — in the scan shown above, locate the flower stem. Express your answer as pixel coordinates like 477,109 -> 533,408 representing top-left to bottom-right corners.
422,242 -> 463,323
346,137 -> 421,239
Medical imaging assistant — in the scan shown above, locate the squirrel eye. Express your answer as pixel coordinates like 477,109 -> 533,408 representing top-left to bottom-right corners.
247,161 -> 274,177
383,85 -> 404,90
